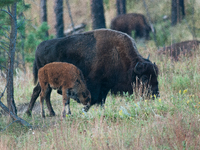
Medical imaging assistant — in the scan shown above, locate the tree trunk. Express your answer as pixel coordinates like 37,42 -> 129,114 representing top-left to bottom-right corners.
179,0 -> 185,18
171,0 -> 185,26
171,0 -> 177,26
54,0 -> 64,38
7,3 -> 17,116
91,0 -> 106,30
116,0 -> 126,15
40,0 -> 49,37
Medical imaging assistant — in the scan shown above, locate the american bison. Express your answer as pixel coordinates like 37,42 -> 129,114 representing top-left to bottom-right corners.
38,62 -> 91,118
158,40 -> 200,60
26,29 -> 159,117
110,13 -> 152,39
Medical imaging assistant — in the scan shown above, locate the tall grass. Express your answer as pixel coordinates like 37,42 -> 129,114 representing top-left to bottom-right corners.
1,47 -> 200,149
1,0 -> 200,149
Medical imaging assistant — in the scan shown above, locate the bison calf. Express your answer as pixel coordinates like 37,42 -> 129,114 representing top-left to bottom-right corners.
110,13 -> 151,39
38,62 -> 91,118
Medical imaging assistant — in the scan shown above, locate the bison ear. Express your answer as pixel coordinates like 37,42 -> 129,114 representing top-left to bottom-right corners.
147,54 -> 150,60
134,62 -> 148,75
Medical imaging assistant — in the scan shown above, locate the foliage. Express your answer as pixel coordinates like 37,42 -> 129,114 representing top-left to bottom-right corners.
0,0 -> 22,7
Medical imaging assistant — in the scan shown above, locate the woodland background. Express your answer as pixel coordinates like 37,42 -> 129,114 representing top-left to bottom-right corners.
0,0 -> 200,149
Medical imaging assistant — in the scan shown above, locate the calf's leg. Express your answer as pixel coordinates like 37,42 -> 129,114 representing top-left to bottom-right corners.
62,89 -> 71,118
45,87 -> 56,116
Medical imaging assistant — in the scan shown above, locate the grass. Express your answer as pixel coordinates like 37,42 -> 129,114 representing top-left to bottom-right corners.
1,48 -> 200,149
1,0 -> 200,149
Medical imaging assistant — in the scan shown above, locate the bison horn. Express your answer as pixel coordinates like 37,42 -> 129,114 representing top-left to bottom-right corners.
134,62 -> 141,75
147,54 -> 150,60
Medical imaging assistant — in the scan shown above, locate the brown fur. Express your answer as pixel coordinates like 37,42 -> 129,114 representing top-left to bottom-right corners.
110,13 -> 151,39
38,62 -> 91,118
158,40 -> 200,61
26,29 -> 159,117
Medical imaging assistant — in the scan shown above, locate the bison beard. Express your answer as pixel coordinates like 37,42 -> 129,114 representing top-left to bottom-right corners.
26,29 -> 159,116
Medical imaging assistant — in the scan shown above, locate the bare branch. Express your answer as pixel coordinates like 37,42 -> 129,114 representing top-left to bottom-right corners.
0,31 -> 11,41
1,120 -> 20,132
0,100 -> 32,129
66,0 -> 75,32
0,9 -> 14,19
0,83 -> 32,129
7,5 -> 11,14
0,25 -> 10,32
0,65 -> 8,71
0,40 -> 9,48
0,82 -> 7,100
0,45 -> 10,57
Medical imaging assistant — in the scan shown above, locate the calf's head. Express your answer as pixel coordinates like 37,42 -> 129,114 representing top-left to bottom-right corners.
133,61 -> 159,98
69,77 -> 91,106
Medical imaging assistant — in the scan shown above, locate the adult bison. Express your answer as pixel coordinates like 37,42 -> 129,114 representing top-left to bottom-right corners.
26,29 -> 159,116
158,40 -> 200,61
110,13 -> 152,40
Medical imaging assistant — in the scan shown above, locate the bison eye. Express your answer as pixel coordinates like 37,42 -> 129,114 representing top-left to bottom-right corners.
82,92 -> 87,98
76,79 -> 81,84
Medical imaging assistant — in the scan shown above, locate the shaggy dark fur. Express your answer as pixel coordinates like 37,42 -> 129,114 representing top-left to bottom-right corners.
110,13 -> 151,39
26,29 -> 159,116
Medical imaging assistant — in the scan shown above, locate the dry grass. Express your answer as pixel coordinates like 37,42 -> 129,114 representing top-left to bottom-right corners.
0,45 -> 200,149
1,0 -> 200,149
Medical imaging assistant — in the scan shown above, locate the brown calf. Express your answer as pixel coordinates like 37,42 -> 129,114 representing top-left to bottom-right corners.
38,62 -> 91,118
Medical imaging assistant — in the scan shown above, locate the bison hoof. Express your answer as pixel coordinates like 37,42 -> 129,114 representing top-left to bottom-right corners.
49,111 -> 56,117
25,110 -> 32,116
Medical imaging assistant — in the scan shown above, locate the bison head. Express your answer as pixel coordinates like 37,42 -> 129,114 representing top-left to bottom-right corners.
73,79 -> 91,106
133,61 -> 159,98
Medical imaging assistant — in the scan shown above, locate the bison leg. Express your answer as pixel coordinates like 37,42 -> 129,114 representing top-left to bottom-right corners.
25,83 -> 41,116
62,89 -> 71,118
40,88 -> 47,118
45,87 -> 56,116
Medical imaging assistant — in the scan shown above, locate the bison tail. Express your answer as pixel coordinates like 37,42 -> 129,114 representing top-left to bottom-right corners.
33,60 -> 38,85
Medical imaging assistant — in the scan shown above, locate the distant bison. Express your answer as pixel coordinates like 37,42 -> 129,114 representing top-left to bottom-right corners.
26,29 -> 159,117
158,40 -> 200,60
38,62 -> 91,118
110,13 -> 152,39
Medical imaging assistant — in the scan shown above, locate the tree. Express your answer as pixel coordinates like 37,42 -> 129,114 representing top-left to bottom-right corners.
90,0 -> 106,30
40,0 -> 48,37
54,0 -> 64,38
7,2 -> 18,115
116,0 -> 126,15
171,0 -> 185,26
0,1 -> 32,128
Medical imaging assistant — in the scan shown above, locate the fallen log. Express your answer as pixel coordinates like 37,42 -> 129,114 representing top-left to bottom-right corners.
64,23 -> 86,36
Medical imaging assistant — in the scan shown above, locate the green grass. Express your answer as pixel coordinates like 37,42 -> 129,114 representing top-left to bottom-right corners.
1,53 -> 200,149
1,0 -> 200,149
